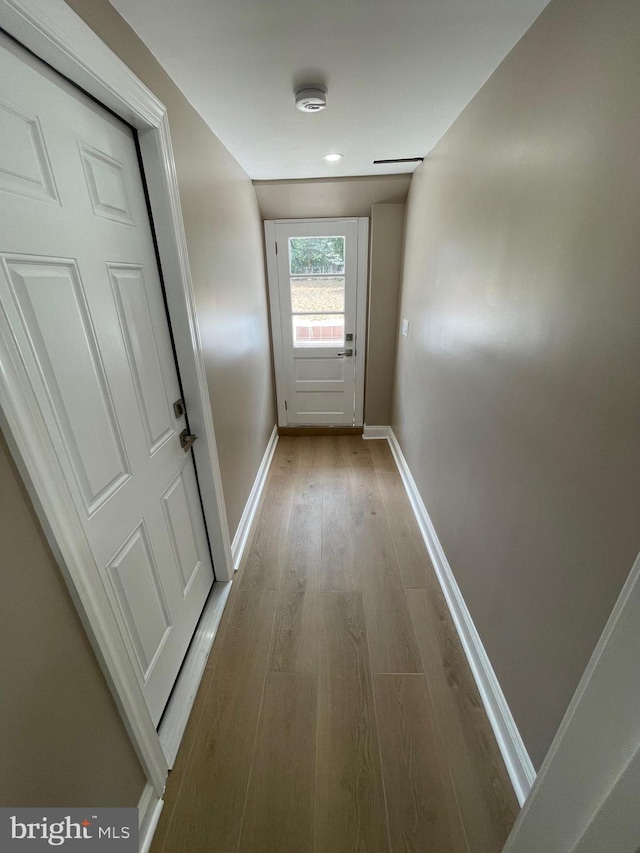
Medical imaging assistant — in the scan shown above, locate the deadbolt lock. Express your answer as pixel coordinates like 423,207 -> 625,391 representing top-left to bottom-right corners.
173,398 -> 186,418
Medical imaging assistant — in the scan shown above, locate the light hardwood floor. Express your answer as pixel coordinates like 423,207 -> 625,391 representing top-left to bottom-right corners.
151,436 -> 519,853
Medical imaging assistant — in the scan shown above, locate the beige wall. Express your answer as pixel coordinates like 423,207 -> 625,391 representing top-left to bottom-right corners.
393,0 -> 640,769
0,435 -> 146,806
253,175 -> 410,220
365,203 -> 405,425
68,0 -> 275,538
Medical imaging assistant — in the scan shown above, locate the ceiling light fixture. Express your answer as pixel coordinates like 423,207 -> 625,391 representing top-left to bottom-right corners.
323,152 -> 343,163
295,85 -> 327,113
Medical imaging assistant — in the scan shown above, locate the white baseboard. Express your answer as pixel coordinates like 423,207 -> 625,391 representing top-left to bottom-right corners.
231,425 -> 278,571
158,580 -> 232,768
363,425 -> 391,439
138,782 -> 163,853
387,429 -> 536,805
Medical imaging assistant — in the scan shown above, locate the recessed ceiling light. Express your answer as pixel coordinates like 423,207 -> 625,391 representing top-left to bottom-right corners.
323,152 -> 343,163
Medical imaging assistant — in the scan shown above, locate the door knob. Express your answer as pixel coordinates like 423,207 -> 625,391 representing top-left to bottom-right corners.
337,349 -> 353,357
179,428 -> 197,452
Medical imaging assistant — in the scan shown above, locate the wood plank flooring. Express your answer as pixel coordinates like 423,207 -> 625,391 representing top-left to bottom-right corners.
151,436 -> 519,853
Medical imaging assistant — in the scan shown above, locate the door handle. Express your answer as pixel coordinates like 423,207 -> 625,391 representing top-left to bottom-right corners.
179,428 -> 198,452
337,349 -> 353,357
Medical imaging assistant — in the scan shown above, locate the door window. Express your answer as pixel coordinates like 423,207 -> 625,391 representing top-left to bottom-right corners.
289,236 -> 345,347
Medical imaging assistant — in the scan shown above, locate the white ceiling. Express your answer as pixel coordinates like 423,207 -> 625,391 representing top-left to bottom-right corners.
110,0 -> 551,180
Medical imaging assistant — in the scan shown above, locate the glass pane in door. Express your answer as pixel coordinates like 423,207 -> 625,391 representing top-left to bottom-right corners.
289,235 -> 346,348
292,314 -> 344,347
289,236 -> 345,275
290,276 -> 345,313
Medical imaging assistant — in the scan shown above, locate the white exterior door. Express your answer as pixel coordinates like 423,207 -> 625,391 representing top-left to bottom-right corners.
266,218 -> 368,426
0,36 -> 214,726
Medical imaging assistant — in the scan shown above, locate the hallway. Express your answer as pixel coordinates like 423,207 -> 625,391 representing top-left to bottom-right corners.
151,436 -> 518,852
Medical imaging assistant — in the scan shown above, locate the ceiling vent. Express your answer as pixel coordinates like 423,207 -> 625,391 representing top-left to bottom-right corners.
373,157 -> 424,165
295,86 -> 327,113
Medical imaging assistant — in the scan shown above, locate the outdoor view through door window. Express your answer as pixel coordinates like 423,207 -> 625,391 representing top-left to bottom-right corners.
289,236 -> 345,347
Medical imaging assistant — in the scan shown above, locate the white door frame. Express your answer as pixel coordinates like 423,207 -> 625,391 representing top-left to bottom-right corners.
0,0 -> 233,797
265,217 -> 369,427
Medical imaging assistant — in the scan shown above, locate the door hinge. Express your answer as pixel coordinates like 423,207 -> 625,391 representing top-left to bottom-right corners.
284,400 -> 287,410
275,242 -> 278,254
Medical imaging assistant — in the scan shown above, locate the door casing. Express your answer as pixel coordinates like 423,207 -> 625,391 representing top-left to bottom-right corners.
265,217 -> 369,428
0,0 -> 233,799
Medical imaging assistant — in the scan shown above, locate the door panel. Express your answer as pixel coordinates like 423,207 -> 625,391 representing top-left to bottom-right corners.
4,257 -> 131,513
107,522 -> 172,678
0,97 -> 60,204
294,357 -> 346,382
79,141 -> 134,226
268,218 -> 367,426
162,471 -> 204,595
108,264 -> 175,454
294,390 -> 349,419
0,35 -> 214,725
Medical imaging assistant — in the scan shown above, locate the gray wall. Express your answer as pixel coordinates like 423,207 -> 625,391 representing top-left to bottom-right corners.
366,203 -> 405,425
0,435 -> 146,806
393,0 -> 640,768
253,175 -> 410,220
68,0 -> 276,539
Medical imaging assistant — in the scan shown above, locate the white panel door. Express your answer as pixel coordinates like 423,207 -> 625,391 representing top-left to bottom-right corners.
267,218 -> 368,426
0,36 -> 214,726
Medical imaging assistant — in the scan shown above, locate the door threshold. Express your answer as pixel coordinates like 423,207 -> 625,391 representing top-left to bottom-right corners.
278,426 -> 364,436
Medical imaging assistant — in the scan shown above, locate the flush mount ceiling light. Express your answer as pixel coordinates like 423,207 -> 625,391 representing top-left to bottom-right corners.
322,152 -> 343,162
295,85 -> 327,113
